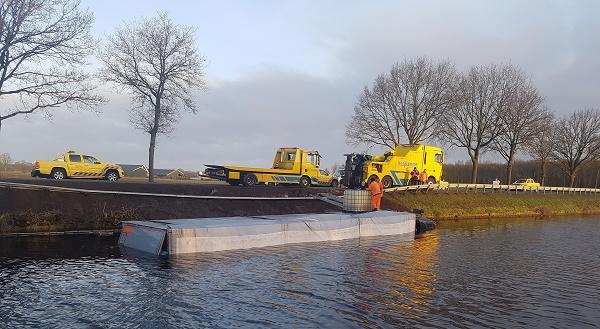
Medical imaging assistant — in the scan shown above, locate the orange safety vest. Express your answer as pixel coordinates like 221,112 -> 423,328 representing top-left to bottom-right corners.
419,172 -> 427,181
368,180 -> 382,196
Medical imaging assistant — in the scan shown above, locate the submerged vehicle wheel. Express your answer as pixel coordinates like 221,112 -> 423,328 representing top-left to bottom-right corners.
105,170 -> 119,182
381,176 -> 393,189
299,176 -> 311,188
242,174 -> 258,187
51,168 -> 66,180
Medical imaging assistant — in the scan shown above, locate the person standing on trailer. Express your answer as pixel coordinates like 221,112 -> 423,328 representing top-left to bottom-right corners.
368,176 -> 383,211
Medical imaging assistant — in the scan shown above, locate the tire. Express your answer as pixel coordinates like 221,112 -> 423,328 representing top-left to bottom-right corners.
330,179 -> 339,188
427,176 -> 436,184
242,173 -> 258,187
105,170 -> 119,182
367,175 -> 379,184
381,176 -> 393,189
299,176 -> 311,188
51,168 -> 66,180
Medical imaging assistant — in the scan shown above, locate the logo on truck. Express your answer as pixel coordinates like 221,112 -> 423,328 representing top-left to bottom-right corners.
398,161 -> 418,167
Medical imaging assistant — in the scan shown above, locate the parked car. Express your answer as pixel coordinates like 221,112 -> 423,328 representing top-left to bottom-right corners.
512,178 -> 540,187
32,151 -> 125,181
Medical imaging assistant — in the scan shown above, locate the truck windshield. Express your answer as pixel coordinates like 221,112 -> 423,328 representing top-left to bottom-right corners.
435,153 -> 443,163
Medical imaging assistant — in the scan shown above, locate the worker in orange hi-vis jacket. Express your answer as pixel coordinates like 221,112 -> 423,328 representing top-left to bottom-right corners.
419,169 -> 428,185
368,176 -> 383,210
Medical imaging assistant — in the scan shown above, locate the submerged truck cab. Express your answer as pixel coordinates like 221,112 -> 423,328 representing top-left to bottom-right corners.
205,147 -> 336,187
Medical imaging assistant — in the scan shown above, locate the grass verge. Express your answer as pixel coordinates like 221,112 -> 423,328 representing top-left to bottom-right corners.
382,191 -> 600,220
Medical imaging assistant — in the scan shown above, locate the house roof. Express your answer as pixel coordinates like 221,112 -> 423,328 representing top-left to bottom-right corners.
154,168 -> 185,176
117,164 -> 148,172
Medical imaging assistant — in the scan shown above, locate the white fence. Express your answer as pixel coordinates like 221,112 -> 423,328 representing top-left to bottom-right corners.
385,183 -> 600,195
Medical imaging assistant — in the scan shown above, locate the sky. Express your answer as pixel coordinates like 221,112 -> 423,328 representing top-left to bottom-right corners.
1,0 -> 600,170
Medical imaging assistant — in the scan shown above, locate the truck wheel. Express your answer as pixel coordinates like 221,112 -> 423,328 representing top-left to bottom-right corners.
242,174 -> 257,187
105,170 -> 119,182
427,176 -> 436,184
382,176 -> 393,189
299,176 -> 311,188
51,168 -> 66,180
368,175 -> 379,184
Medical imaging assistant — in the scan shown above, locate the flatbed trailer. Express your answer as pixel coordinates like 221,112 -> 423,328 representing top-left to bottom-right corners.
205,147 -> 337,187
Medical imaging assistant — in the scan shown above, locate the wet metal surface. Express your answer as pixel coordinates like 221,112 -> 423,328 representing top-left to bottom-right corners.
1,217 -> 599,328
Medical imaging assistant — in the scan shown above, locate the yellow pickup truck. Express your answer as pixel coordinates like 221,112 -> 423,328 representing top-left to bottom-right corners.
32,151 -> 125,181
512,178 -> 540,187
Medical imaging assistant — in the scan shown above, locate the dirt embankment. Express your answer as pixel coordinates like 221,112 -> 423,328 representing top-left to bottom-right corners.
383,191 -> 600,220
0,183 -> 339,234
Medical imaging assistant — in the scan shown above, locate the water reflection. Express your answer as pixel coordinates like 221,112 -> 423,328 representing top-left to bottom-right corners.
1,217 -> 600,328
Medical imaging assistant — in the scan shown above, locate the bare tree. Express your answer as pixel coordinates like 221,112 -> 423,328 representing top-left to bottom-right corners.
492,79 -> 548,184
346,57 -> 456,148
440,63 -> 522,183
0,0 -> 102,135
99,13 -> 206,182
524,115 -> 555,185
552,109 -> 600,187
0,152 -> 11,172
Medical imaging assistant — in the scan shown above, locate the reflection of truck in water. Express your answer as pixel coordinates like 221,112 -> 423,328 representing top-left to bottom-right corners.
343,144 -> 444,189
204,147 -> 337,187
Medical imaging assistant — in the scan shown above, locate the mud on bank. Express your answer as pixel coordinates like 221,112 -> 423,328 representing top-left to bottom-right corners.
0,187 -> 338,234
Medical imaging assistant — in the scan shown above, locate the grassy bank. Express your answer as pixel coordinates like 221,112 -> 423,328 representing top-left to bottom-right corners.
382,192 -> 600,220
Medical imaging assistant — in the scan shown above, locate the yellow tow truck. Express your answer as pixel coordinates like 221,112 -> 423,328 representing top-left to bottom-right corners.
32,151 -> 125,181
204,147 -> 336,187
343,144 -> 444,189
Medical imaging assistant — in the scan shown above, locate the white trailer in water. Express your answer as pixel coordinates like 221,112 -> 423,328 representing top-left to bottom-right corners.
119,211 -> 416,255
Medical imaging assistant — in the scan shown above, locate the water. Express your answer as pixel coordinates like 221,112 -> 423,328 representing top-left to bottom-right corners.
1,217 -> 600,328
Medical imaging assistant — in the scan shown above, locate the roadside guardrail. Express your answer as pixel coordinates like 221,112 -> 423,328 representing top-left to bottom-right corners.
0,181 -> 317,200
385,183 -> 600,195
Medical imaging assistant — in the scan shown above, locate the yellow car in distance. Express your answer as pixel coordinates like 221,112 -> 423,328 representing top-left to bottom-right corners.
32,151 -> 125,181
512,178 -> 540,187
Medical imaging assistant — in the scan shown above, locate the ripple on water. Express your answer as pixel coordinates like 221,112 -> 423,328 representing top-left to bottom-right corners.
1,217 -> 600,328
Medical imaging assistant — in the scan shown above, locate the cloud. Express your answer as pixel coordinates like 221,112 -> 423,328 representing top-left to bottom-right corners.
1,1 -> 600,168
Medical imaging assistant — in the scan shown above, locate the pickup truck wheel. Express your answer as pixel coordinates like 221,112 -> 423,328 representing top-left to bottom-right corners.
51,168 -> 66,180
242,174 -> 257,187
382,176 -> 393,189
105,170 -> 119,182
299,176 -> 311,188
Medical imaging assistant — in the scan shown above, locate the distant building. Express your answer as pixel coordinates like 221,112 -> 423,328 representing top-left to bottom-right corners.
153,168 -> 187,179
117,164 -> 149,177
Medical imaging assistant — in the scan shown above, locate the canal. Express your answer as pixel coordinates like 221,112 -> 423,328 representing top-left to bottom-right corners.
1,217 -> 599,328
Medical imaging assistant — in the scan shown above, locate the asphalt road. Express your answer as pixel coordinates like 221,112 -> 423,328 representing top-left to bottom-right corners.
1,177 -> 339,197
